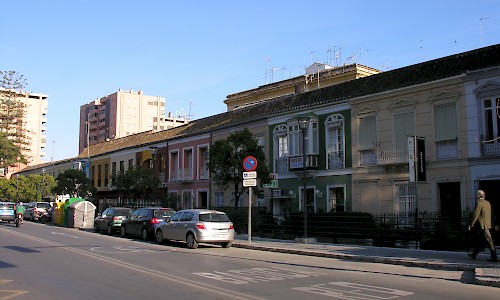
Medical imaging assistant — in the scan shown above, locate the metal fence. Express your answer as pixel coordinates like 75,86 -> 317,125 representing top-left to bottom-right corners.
216,208 -> 488,251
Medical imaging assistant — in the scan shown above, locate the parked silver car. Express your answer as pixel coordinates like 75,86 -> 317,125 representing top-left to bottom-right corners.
24,202 -> 51,221
154,209 -> 234,249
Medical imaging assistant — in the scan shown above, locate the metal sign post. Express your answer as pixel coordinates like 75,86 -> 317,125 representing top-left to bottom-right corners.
242,156 -> 258,244
248,187 -> 252,243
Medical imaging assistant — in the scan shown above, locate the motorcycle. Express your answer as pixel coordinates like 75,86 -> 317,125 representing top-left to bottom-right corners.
15,213 -> 23,228
39,209 -> 52,224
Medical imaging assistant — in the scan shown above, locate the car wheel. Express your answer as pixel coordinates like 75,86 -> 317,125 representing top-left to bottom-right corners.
221,241 -> 232,248
186,233 -> 198,249
155,230 -> 164,244
141,228 -> 149,240
120,226 -> 127,238
107,224 -> 113,235
94,223 -> 99,233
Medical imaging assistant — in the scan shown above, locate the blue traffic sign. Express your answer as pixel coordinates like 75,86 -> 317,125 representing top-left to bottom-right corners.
242,156 -> 258,172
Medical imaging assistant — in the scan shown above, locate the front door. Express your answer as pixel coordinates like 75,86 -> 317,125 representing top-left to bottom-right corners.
439,182 -> 461,230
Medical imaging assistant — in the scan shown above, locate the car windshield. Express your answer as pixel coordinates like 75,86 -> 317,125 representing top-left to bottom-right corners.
37,203 -> 51,209
199,213 -> 230,222
1,203 -> 15,210
154,209 -> 174,218
114,208 -> 131,217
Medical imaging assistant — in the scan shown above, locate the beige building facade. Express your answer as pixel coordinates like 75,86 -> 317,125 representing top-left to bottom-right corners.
1,89 -> 48,178
79,89 -> 189,154
224,63 -> 380,111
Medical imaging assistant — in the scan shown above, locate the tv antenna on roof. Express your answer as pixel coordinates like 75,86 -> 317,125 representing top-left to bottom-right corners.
480,17 -> 490,46
184,99 -> 195,120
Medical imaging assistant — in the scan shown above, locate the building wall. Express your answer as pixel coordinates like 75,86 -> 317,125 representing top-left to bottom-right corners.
224,64 -> 380,111
2,90 -> 48,178
351,76 -> 470,213
79,89 -> 188,154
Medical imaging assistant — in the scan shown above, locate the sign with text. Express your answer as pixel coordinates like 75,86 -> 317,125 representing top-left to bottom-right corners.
243,171 -> 257,179
243,179 -> 257,187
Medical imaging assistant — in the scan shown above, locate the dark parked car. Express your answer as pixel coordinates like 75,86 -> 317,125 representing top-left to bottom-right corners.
120,207 -> 175,240
94,207 -> 133,235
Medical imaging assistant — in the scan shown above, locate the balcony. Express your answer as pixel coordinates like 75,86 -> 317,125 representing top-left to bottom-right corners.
482,141 -> 500,157
275,157 -> 289,174
359,144 -> 409,167
289,154 -> 319,171
376,144 -> 409,165
171,168 -> 193,182
327,149 -> 344,170
359,149 -> 377,166
199,167 -> 209,180
436,140 -> 458,159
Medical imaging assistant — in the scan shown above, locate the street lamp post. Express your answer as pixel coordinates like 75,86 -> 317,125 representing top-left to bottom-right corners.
149,146 -> 158,204
149,146 -> 158,169
16,174 -> 19,202
41,168 -> 45,200
297,116 -> 311,239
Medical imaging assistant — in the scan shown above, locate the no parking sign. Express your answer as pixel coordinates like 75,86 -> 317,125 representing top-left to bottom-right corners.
242,156 -> 258,172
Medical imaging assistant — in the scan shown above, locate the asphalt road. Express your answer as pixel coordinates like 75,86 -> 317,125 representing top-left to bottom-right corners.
1,221 -> 499,300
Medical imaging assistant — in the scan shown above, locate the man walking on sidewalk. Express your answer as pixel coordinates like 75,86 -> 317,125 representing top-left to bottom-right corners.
469,190 -> 499,262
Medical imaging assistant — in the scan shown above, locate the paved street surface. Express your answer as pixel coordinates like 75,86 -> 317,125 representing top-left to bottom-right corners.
1,222 -> 500,300
233,235 -> 500,288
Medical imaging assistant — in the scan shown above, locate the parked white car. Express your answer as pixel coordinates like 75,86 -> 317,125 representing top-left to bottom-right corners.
154,209 -> 235,249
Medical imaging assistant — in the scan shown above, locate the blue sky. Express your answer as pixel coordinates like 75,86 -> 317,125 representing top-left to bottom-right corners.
1,0 -> 499,162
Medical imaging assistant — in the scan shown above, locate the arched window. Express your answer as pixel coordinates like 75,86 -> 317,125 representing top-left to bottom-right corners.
325,114 -> 345,169
273,124 -> 289,173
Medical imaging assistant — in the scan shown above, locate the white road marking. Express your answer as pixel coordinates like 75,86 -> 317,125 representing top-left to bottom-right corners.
194,267 -> 325,285
89,246 -> 166,254
293,282 -> 414,299
50,232 -> 79,238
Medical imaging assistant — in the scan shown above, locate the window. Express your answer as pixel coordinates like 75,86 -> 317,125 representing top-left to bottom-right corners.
394,111 -> 415,147
119,161 -> 124,174
482,97 -> 500,155
180,212 -> 194,221
159,154 -> 166,172
183,148 -> 193,179
273,124 -> 289,173
328,186 -> 345,212
170,212 -> 182,222
394,181 -> 416,223
128,159 -> 133,168
358,116 -> 377,166
170,151 -> 179,181
198,147 -> 209,179
288,120 -> 318,155
104,164 -> 109,186
326,114 -> 345,169
112,162 -> 117,177
434,103 -> 458,159
215,192 -> 224,207
97,165 -> 102,187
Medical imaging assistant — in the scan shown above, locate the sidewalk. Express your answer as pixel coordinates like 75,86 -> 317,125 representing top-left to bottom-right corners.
232,235 -> 500,288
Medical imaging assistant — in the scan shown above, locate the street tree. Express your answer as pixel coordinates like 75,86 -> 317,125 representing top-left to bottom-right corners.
111,165 -> 160,202
0,71 -> 29,168
208,128 -> 270,208
52,169 -> 96,199
0,174 -> 57,203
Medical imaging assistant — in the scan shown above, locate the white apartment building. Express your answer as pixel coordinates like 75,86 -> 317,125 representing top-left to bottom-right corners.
79,89 -> 189,154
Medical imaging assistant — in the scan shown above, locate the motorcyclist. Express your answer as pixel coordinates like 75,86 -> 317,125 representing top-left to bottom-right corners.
15,202 -> 25,224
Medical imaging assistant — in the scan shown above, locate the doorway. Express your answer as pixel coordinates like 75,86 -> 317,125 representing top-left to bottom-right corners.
439,182 -> 461,230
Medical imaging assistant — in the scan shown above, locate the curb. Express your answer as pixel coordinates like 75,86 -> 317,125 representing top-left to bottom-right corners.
232,242 -> 475,272
475,268 -> 500,288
